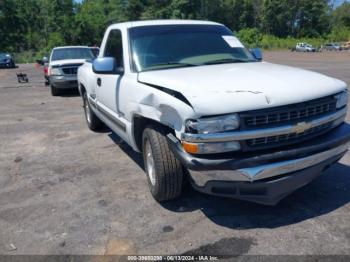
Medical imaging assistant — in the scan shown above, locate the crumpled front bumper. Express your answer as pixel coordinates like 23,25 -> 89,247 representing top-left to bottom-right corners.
167,123 -> 350,205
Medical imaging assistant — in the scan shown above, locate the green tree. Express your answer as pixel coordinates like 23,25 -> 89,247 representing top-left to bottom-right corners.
332,2 -> 350,28
47,32 -> 65,49
297,0 -> 331,37
0,0 -> 346,59
237,28 -> 262,47
141,0 -> 172,19
261,0 -> 330,37
75,0 -> 107,46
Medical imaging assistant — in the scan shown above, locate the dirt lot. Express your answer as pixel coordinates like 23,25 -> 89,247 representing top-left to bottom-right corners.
1,51 -> 350,256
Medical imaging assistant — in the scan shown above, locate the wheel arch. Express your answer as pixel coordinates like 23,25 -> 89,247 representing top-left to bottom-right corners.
78,82 -> 86,97
132,114 -> 175,152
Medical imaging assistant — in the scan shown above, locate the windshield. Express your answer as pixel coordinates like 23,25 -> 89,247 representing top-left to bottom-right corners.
51,48 -> 94,61
90,47 -> 99,57
129,24 -> 256,72
0,53 -> 10,59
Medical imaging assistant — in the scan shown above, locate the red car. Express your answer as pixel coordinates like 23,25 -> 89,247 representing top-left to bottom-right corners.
43,64 -> 49,85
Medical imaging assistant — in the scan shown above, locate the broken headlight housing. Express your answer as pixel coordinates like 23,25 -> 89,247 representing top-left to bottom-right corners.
185,114 -> 240,134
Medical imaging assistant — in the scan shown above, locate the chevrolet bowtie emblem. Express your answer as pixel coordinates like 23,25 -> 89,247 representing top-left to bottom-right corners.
294,122 -> 312,134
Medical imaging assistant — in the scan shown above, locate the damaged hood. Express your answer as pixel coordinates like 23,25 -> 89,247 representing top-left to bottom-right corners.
138,62 -> 347,116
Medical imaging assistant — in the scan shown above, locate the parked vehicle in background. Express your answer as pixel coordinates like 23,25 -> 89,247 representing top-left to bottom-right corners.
341,41 -> 350,50
294,43 -> 316,52
36,56 -> 50,86
78,20 -> 350,205
323,43 -> 342,51
0,52 -> 15,68
89,47 -> 100,57
43,64 -> 49,86
39,56 -> 50,86
48,46 -> 94,96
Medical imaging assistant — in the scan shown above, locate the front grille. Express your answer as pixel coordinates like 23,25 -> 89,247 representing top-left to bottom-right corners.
246,122 -> 333,148
241,96 -> 337,129
239,95 -> 340,151
59,63 -> 83,75
62,67 -> 78,75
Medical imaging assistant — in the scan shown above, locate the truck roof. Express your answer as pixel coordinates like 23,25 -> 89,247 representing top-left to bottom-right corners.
110,19 -> 222,29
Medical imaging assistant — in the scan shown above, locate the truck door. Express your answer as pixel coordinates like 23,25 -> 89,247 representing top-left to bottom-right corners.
96,29 -> 124,115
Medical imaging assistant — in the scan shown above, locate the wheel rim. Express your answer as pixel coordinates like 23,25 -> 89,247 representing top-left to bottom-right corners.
84,96 -> 91,124
145,139 -> 156,186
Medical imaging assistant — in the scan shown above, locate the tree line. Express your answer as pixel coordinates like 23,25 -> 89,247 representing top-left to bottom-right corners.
0,0 -> 350,60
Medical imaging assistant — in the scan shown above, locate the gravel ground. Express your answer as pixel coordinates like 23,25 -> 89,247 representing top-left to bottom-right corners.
0,51 -> 350,257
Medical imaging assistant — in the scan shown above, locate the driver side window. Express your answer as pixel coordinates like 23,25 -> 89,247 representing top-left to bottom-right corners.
104,29 -> 123,68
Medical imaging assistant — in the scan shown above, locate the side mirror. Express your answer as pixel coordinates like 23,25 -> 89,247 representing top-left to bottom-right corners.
36,56 -> 48,65
251,48 -> 262,61
93,57 -> 122,74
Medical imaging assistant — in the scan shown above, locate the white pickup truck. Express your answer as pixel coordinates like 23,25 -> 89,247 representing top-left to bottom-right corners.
78,20 -> 350,205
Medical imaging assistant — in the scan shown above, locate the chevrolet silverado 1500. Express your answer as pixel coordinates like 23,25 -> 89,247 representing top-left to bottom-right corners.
77,20 -> 350,205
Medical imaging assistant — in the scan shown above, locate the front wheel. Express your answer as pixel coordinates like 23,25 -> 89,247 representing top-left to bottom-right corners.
142,126 -> 183,202
50,85 -> 60,96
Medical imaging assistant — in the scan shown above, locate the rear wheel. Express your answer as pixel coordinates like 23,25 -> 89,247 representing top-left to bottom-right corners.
142,126 -> 183,202
83,92 -> 104,131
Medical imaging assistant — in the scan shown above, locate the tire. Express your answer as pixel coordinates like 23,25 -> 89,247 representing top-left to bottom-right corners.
50,85 -> 60,96
83,92 -> 104,131
142,126 -> 183,202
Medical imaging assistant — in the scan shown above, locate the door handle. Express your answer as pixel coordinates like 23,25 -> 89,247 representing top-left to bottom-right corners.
97,78 -> 101,86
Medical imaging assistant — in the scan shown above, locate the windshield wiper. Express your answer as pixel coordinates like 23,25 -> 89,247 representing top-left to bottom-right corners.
144,62 -> 199,71
201,58 -> 252,65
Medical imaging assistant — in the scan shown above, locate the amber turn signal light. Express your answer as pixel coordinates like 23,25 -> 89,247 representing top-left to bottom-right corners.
182,141 -> 199,154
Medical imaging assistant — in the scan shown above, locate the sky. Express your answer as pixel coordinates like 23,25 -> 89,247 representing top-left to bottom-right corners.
336,0 -> 348,4
334,0 -> 349,6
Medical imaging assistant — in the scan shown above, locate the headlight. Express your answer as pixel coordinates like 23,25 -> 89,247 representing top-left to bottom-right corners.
182,141 -> 241,154
186,114 -> 240,134
50,68 -> 63,76
335,90 -> 348,109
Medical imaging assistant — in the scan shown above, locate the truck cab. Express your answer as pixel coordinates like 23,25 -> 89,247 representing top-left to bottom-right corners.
78,20 -> 350,205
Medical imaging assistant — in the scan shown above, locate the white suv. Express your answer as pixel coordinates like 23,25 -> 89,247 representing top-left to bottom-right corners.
48,46 -> 94,96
